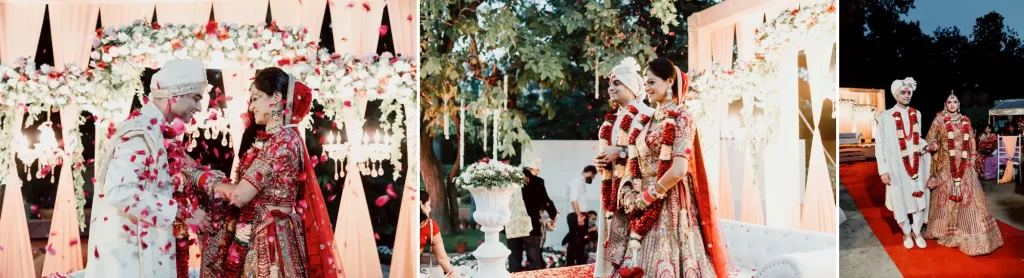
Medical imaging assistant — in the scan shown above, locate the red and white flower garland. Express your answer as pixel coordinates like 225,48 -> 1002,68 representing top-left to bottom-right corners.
599,113 -> 617,213
627,108 -> 681,253
945,115 -> 972,202
893,108 -> 924,197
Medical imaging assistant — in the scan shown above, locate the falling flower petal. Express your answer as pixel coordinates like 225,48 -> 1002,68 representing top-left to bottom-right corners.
374,195 -> 389,207
385,184 -> 397,198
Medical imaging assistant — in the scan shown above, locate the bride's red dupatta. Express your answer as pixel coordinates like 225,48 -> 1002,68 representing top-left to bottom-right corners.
287,80 -> 345,277
688,130 -> 730,277
296,134 -> 346,277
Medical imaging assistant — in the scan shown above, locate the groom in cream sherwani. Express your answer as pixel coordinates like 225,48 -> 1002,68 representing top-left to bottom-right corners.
84,60 -> 209,278
874,77 -> 932,250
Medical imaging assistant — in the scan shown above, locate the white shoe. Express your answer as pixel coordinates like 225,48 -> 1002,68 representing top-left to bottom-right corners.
914,233 -> 927,248
903,234 -> 914,249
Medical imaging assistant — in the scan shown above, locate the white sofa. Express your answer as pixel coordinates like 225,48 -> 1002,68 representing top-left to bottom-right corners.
720,219 -> 837,278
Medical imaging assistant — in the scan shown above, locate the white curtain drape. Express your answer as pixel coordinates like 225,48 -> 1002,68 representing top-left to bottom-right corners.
800,45 -> 837,233
334,97 -> 383,278
764,50 -> 802,229
386,0 -> 417,57
329,0 -> 387,57
212,0 -> 267,25
98,3 -> 154,28
50,3 -> 100,70
0,108 -> 34,278
155,1 -> 211,25
0,2 -> 46,64
735,15 -> 761,62
738,149 -> 764,225
41,103 -> 85,276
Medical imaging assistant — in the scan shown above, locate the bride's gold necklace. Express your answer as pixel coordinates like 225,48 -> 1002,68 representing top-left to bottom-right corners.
654,101 -> 677,121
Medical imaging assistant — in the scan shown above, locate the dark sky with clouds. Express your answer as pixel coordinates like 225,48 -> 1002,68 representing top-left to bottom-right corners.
904,0 -> 1024,38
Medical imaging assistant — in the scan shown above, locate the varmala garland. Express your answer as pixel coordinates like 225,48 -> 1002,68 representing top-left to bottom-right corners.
616,105 -> 652,276
892,108 -> 923,198
945,114 -> 972,202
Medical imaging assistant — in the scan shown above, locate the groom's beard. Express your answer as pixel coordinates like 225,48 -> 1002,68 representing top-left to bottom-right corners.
585,178 -> 593,183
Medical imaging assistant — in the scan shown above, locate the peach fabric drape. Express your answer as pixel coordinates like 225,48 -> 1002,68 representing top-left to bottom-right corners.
299,0 -> 328,42
269,0 -> 301,27
334,98 -> 383,278
220,69 -> 255,180
717,148 -> 735,220
268,0 -> 328,44
739,152 -> 764,225
212,0 -> 268,25
387,103 -> 418,277
329,0 -> 386,57
41,103 -> 85,276
98,3 -> 154,28
710,26 -> 734,67
155,1 -> 212,25
0,108 -> 33,278
0,2 -> 46,64
1000,136 -> 1017,183
50,3 -> 100,71
386,0 -> 417,57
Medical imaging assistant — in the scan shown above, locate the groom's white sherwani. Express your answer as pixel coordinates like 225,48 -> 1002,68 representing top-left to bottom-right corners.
875,106 -> 931,225
85,103 -> 177,278
595,100 -> 654,277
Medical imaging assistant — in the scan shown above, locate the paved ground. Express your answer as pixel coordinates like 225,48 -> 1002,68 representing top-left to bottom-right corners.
839,174 -> 1024,278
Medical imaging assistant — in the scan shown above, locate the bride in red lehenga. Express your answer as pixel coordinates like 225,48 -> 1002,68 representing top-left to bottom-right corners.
923,93 -> 1003,256
186,67 -> 344,277
605,57 -> 729,278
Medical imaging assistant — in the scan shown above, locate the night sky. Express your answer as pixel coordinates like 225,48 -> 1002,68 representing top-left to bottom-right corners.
905,0 -> 1024,36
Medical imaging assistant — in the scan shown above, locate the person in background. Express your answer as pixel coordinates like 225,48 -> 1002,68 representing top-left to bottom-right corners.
1003,124 -> 1018,136
508,159 -> 557,272
565,165 -> 598,266
978,124 -> 998,180
420,191 -> 456,277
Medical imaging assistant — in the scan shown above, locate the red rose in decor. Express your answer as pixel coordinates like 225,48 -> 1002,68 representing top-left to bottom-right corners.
277,58 -> 292,66
151,22 -> 161,30
791,9 -> 800,16
480,157 -> 490,163
379,25 -> 389,37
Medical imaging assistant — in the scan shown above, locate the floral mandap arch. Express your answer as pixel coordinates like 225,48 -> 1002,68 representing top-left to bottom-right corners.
0,2 -> 419,276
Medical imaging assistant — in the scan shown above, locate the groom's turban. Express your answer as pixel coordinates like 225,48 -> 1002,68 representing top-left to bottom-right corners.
151,59 -> 208,98
890,77 -> 917,98
609,57 -> 645,102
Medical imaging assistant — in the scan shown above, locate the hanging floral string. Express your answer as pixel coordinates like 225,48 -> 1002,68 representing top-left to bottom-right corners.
945,114 -> 972,202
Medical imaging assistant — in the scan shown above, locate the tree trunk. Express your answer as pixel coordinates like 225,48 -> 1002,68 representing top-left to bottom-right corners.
421,123 -> 460,233
446,114 -> 464,227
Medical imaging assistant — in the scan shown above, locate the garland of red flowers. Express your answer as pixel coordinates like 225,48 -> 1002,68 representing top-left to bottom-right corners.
218,134 -> 266,277
599,114 -> 617,212
945,115 -> 972,202
628,109 -> 681,236
893,109 -> 924,197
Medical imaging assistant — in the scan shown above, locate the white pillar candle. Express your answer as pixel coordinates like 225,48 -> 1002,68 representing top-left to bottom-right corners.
460,103 -> 465,169
493,109 -> 499,159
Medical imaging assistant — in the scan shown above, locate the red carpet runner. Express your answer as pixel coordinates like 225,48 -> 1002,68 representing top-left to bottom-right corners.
842,162 -> 1024,277
511,264 -> 594,278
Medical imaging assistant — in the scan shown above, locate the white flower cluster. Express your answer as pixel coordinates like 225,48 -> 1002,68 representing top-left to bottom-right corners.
456,159 -> 526,189
755,2 -> 837,65
0,59 -> 93,122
